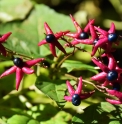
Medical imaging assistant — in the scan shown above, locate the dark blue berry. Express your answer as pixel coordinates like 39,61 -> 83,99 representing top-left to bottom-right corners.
108,33 -> 118,42
46,34 -> 56,43
107,70 -> 118,81
112,83 -> 121,91
79,32 -> 89,39
13,58 -> 23,68
72,94 -> 81,106
93,38 -> 99,45
42,60 -> 50,68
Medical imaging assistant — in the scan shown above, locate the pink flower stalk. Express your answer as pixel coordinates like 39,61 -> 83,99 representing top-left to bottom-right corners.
65,14 -> 94,46
38,22 -> 69,57
91,57 -> 122,86
64,77 -> 94,106
101,53 -> 122,81
106,89 -> 122,104
0,57 -> 45,90
0,32 -> 12,56
101,53 -> 122,89
92,23 -> 118,56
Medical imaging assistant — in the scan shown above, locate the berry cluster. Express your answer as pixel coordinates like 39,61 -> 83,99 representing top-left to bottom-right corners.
0,57 -> 45,90
0,15 -> 122,105
64,77 -> 94,106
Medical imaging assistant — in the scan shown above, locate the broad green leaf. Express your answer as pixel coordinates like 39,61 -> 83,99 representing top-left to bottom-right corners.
61,60 -> 98,73
7,115 -> 38,124
41,119 -> 67,124
0,0 -> 33,22
0,4 -> 75,58
41,111 -> 71,124
27,120 -> 40,124
35,75 -> 66,108
109,121 -> 121,124
72,102 -> 121,124
29,104 -> 58,121
27,104 -> 71,124
0,107 -> 23,118
7,115 -> 29,124
101,102 -> 116,113
0,118 -> 7,124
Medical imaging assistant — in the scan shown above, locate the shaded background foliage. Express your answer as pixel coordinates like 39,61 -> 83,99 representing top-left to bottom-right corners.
0,0 -> 122,124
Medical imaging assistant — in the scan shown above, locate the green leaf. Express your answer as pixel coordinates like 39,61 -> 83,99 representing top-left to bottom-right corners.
0,4 -> 75,58
7,114 -> 40,124
72,102 -> 121,124
35,75 -> 66,108
0,54 -> 12,61
109,121 -> 121,124
101,102 -> 116,113
7,115 -> 33,124
27,120 -> 40,124
41,111 -> 71,124
0,118 -> 7,124
0,107 -> 24,119
27,104 -> 71,124
29,104 -> 58,121
61,60 -> 98,73
0,0 -> 33,22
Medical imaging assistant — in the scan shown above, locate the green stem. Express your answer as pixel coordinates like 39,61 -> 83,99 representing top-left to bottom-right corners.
57,52 -> 73,68
61,37 -> 91,55
64,73 -> 114,97
5,47 -> 33,60
51,37 -> 91,69
64,73 -> 106,92
51,50 -> 63,69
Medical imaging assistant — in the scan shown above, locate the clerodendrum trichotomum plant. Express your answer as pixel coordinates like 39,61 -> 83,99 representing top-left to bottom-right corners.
0,14 -> 122,108
0,7 -> 122,124
0,15 -> 122,106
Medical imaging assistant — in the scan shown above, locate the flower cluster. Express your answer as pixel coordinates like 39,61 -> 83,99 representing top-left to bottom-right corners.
64,77 -> 94,106
0,14 -> 122,106
38,22 -> 69,57
0,57 -> 45,90
91,53 -> 122,104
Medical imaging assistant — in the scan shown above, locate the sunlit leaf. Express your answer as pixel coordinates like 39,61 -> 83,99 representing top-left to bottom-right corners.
7,115 -> 39,124
35,75 -> 66,108
0,0 -> 33,22
61,60 -> 98,73
0,118 -> 7,124
72,102 -> 121,124
101,102 -> 116,113
0,4 -> 74,58
41,111 -> 71,124
109,121 -> 121,124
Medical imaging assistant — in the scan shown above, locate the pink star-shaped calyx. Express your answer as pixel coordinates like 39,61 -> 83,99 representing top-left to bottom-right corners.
0,57 -> 45,90
92,23 -> 118,56
91,56 -> 122,86
106,89 -> 122,104
0,32 -> 12,56
65,14 -> 94,46
64,77 -> 94,106
38,22 -> 69,57
101,53 -> 122,79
